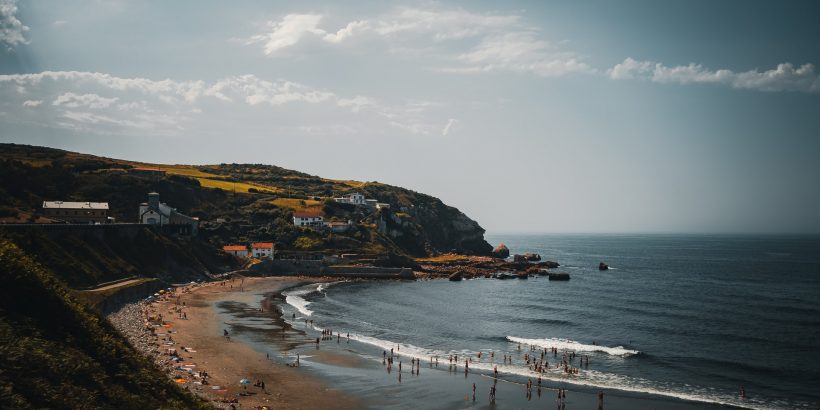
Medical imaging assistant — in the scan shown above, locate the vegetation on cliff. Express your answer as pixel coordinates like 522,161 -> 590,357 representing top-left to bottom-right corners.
0,143 -> 492,259
0,239 -> 211,409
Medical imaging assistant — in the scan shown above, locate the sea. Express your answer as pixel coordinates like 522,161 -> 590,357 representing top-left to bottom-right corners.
230,234 -> 820,409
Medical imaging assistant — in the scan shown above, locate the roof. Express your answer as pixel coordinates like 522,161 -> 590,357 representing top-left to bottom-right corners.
251,242 -> 274,249
293,211 -> 323,218
43,201 -> 109,210
223,245 -> 247,252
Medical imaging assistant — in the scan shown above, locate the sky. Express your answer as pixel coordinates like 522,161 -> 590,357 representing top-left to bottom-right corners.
1,0 -> 820,234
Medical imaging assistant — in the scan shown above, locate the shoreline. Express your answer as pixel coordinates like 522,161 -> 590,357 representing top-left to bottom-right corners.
108,276 -> 361,409
109,276 -> 749,410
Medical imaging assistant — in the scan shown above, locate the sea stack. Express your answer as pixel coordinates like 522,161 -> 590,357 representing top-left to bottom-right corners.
492,243 -> 510,258
599,262 -> 609,271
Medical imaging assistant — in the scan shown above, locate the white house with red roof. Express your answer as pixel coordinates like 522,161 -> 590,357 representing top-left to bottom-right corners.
223,245 -> 248,257
251,242 -> 274,259
293,211 -> 324,227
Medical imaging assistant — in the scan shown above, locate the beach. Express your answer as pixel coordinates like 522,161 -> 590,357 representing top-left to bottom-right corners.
108,276 -> 361,410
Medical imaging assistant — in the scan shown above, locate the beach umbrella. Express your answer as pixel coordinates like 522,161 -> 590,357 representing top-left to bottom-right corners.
239,378 -> 252,385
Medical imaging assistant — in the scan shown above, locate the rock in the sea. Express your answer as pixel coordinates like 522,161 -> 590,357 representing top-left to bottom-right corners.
516,271 -> 529,279
548,272 -> 570,281
526,265 -> 544,275
599,262 -> 609,271
494,272 -> 515,280
492,243 -> 510,258
449,271 -> 464,281
523,253 -> 541,261
513,254 -> 527,263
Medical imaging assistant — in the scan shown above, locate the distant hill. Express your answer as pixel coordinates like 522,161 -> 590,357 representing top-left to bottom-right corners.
0,143 -> 492,259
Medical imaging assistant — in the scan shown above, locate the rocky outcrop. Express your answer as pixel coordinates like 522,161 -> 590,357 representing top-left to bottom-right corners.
548,272 -> 570,281
523,253 -> 541,261
448,271 -> 464,281
599,262 -> 609,271
492,243 -> 510,258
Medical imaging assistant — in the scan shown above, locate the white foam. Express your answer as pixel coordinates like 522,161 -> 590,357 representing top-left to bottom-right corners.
343,333 -> 781,409
283,283 -> 323,316
507,336 -> 640,356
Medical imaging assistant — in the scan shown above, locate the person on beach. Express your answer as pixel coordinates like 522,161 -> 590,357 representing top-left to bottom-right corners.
472,383 -> 476,401
597,391 -> 604,410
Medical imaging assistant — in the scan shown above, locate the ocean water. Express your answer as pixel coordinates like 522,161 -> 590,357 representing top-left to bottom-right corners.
281,234 -> 820,409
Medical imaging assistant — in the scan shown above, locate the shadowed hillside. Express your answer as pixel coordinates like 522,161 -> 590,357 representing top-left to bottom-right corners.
0,239 -> 212,409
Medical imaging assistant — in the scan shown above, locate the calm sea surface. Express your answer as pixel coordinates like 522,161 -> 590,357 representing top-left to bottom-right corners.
281,234 -> 820,409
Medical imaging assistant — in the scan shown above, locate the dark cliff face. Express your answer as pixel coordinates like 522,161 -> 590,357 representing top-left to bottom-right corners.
364,186 -> 493,256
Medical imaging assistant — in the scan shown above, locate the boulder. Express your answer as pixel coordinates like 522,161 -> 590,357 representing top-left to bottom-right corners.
492,243 -> 510,258
548,272 -> 570,281
526,265 -> 544,275
523,253 -> 541,261
598,262 -> 609,271
515,271 -> 529,279
448,271 -> 464,281
537,261 -> 560,269
513,254 -> 528,263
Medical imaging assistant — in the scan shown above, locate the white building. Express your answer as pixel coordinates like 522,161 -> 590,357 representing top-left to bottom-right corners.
138,192 -> 199,235
334,193 -> 367,205
293,211 -> 324,227
251,242 -> 274,259
223,245 -> 249,257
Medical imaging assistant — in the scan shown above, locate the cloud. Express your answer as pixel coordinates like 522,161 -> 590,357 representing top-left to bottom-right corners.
609,58 -> 820,93
0,70 -> 448,137
53,92 -> 119,108
440,32 -> 592,77
246,14 -> 325,55
0,0 -> 28,49
52,20 -> 68,28
246,7 -> 590,78
441,118 -> 458,136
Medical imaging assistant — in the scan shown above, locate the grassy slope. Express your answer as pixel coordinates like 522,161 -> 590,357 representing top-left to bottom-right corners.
0,239 -> 212,410
0,143 -> 492,257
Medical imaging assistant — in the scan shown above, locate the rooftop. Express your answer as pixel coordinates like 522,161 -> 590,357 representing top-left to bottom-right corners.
42,201 -> 109,210
251,242 -> 274,249
222,245 -> 247,252
293,211 -> 323,218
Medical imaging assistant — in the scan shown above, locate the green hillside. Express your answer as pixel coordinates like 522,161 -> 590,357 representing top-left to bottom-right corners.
0,143 -> 492,258
0,239 -> 211,409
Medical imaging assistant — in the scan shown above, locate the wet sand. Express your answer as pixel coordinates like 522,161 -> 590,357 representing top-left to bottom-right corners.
138,276 -> 361,409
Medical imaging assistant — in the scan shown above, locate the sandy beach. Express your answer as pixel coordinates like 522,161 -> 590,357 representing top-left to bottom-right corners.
109,276 -> 361,410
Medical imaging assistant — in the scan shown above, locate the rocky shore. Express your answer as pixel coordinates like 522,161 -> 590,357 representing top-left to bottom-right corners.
415,254 -> 560,279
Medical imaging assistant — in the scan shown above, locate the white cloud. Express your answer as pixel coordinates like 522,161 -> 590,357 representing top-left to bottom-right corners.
0,0 -> 28,49
609,58 -> 820,93
323,20 -> 369,43
246,14 -> 325,55
441,118 -> 458,136
53,92 -> 119,108
246,7 -> 590,78
0,70 -> 448,137
441,32 -> 592,77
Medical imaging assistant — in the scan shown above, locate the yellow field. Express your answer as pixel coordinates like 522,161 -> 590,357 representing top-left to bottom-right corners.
271,198 -> 323,210
196,178 -> 278,193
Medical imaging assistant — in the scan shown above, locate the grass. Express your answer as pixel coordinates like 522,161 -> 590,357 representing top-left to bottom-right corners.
195,177 -> 278,193
271,197 -> 323,210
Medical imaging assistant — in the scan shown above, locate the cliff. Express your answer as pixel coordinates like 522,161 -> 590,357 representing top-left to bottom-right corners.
0,143 -> 493,259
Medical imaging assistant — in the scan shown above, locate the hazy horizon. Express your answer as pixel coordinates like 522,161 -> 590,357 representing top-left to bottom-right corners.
2,0 -> 820,234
